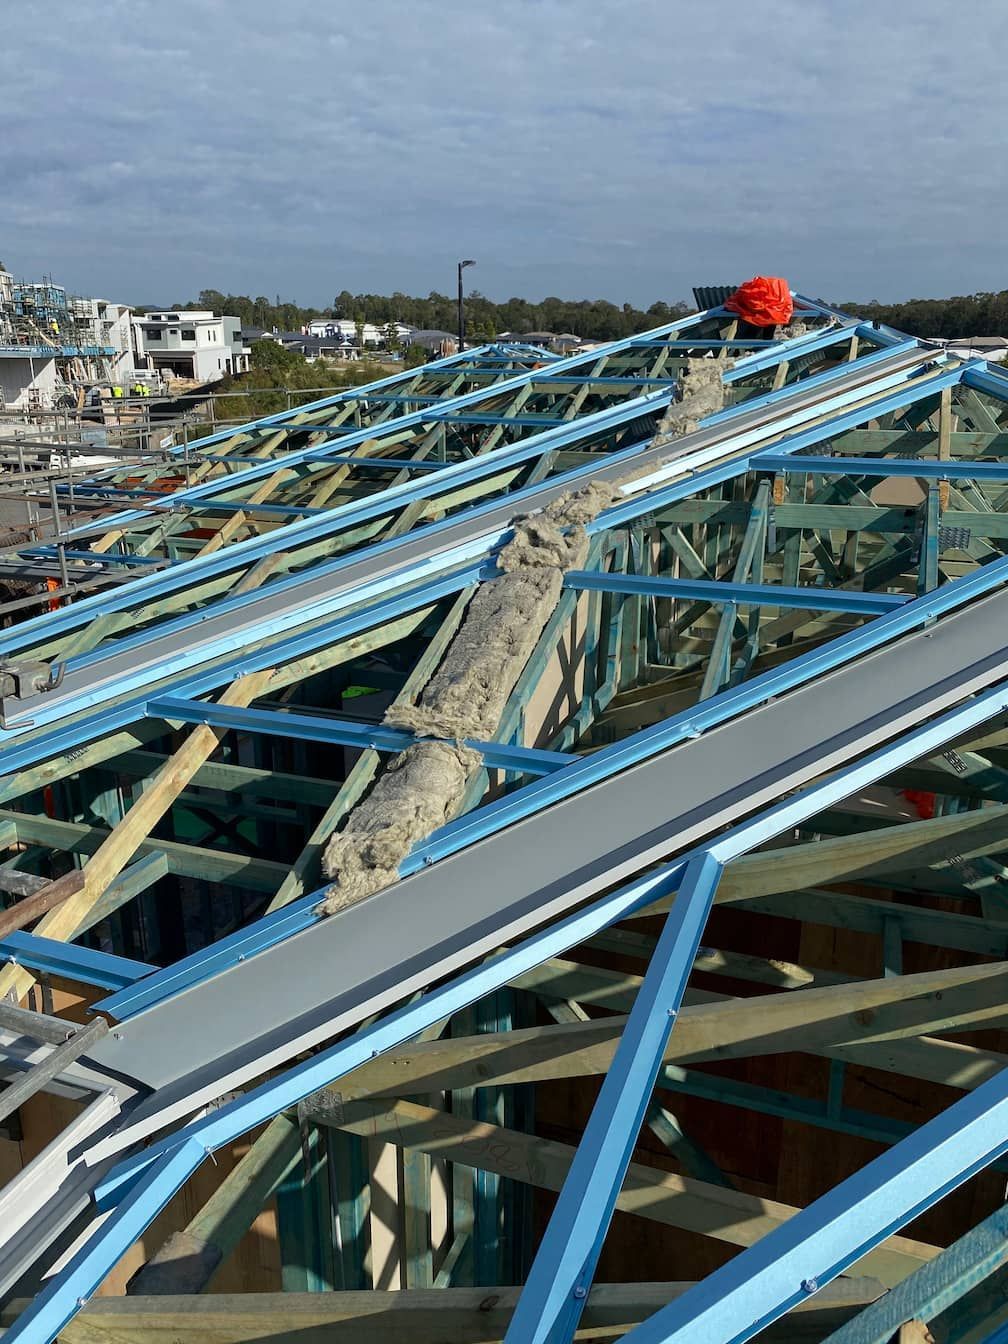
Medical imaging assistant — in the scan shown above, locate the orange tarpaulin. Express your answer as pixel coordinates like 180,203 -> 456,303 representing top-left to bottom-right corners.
724,276 -> 793,327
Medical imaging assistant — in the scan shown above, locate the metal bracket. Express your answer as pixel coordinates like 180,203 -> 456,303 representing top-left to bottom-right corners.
0,661 -> 65,729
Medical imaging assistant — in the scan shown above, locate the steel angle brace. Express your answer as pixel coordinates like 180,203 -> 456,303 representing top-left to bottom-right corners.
20,624 -> 1008,1344
564,570 -> 908,615
145,698 -> 573,778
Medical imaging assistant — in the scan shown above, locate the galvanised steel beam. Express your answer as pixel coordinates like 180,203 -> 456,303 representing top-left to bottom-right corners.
144,697 -> 573,777
760,454 -> 1008,481
563,570 -> 909,615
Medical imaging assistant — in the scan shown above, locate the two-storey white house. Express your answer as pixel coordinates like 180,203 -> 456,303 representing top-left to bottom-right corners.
133,311 -> 250,382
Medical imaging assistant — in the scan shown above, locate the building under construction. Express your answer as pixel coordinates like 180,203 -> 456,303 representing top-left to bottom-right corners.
2,289 -> 1008,1343
0,267 -> 134,413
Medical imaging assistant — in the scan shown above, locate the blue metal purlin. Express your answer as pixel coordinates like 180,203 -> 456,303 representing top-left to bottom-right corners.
0,327 -> 924,663
759,454 -> 1008,481
5,345 -> 948,726
22,548 -> 166,568
19,640 -> 1008,1344
3,345 -> 919,716
72,312 -> 862,570
821,1201 -> 1008,1344
145,698 -> 572,777
0,355 -> 958,761
563,570 -> 908,615
0,563 -> 486,779
0,385 -> 674,662
503,853 -> 725,1344
621,1066 -> 1008,1344
63,306 -> 731,538
0,931 -> 154,992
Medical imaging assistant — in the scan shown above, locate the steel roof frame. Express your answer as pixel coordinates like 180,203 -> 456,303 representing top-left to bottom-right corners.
7,297 -> 1008,1342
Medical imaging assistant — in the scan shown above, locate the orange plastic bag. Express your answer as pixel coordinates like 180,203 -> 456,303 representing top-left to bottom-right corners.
724,276 -> 793,327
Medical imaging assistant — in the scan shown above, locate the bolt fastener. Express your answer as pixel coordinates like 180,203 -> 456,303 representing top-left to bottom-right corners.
801,1278 -> 818,1294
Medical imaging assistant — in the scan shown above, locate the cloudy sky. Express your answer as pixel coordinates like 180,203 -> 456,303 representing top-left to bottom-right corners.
2,0 -> 1006,308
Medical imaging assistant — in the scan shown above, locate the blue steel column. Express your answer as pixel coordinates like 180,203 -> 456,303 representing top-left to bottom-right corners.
503,851 -> 724,1344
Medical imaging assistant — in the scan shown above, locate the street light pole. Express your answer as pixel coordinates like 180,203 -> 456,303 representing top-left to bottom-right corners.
457,259 -> 475,351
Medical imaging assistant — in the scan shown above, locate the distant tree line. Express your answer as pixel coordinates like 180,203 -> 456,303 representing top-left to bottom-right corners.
157,286 -> 1008,345
835,292 -> 1008,339
160,288 -> 695,343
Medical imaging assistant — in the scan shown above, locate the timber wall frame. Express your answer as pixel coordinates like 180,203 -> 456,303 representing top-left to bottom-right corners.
7,295 -> 1008,1341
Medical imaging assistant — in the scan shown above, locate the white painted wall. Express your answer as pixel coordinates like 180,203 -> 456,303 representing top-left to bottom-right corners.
0,354 -> 58,409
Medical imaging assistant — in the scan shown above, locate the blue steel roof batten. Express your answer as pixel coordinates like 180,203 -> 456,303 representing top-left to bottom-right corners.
563,571 -> 909,615
0,326 -> 923,661
0,563 -> 487,778
0,339 -> 941,681
0,354 -> 956,755
61,304 -> 735,538
15,627 -> 1008,1344
758,454 -> 1008,481
0,932 -> 154,992
144,697 -> 572,777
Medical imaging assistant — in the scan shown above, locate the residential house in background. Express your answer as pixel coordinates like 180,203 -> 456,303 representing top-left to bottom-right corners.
133,311 -> 250,382
305,318 -> 414,347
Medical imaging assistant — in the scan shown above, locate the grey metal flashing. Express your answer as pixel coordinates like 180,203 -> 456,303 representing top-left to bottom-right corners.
87,585 -> 1008,1153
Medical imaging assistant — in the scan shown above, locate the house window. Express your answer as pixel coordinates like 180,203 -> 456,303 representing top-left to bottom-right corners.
181,329 -> 195,342
146,328 -> 162,341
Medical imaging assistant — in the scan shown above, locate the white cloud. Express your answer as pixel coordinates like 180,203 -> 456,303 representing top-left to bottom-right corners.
1,0 -> 1007,304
